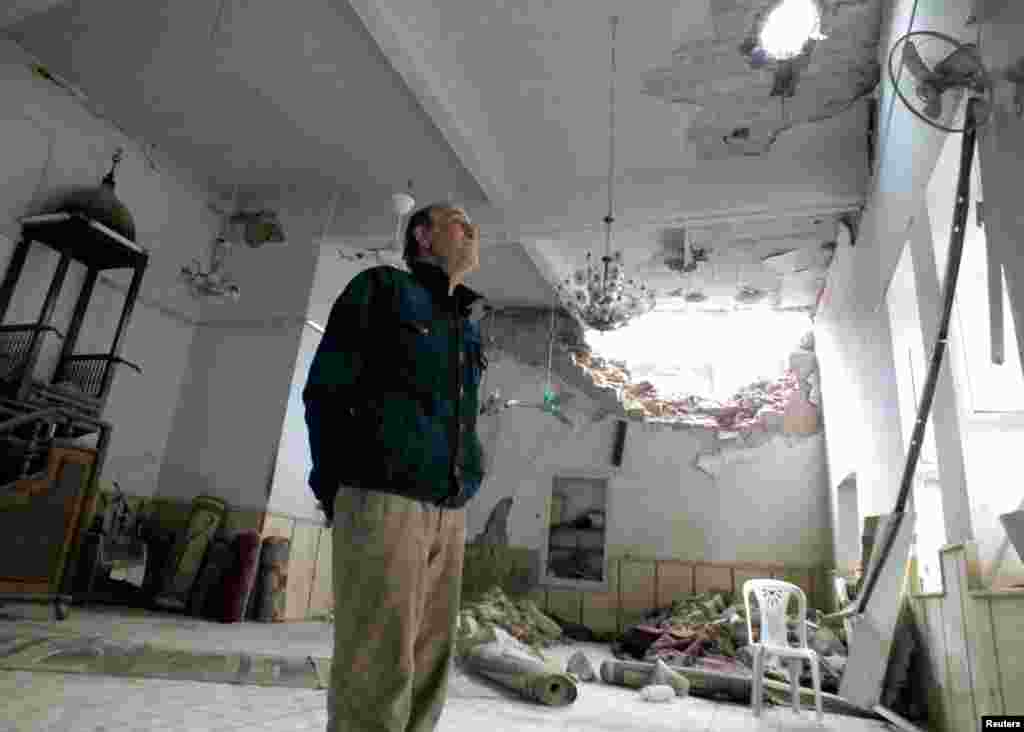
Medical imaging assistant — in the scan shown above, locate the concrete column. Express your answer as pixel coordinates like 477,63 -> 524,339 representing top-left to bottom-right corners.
909,205 -> 973,544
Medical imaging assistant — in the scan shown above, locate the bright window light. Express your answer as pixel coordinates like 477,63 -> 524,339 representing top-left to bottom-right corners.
585,309 -> 813,402
760,0 -> 823,60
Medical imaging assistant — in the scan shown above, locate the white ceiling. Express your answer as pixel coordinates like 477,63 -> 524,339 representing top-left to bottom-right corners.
4,0 -> 485,208
5,0 -> 883,312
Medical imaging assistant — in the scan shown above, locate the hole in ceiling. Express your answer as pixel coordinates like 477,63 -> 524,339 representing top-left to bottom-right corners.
583,310 -> 813,403
759,0 -> 823,60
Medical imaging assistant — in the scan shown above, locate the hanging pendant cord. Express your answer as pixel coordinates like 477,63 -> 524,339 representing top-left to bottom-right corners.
321,190 -> 340,246
546,300 -> 556,394
603,16 -> 619,291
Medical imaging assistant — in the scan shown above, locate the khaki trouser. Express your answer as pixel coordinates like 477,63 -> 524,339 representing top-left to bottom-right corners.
328,484 -> 466,732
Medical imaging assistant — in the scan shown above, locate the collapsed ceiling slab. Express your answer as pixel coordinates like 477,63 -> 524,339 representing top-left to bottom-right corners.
484,304 -> 824,445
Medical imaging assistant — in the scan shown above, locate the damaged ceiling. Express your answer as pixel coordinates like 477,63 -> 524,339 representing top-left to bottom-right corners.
5,0 -> 882,317
643,0 -> 883,160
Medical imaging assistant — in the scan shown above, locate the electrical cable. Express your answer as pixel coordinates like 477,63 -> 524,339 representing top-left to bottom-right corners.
321,190 -> 340,245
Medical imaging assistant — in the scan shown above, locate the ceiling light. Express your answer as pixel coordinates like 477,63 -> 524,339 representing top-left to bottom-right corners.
181,235 -> 241,302
182,200 -> 241,302
759,0 -> 824,60
557,16 -> 655,332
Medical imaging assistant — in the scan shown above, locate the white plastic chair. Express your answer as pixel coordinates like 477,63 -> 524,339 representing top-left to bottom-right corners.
743,579 -> 824,722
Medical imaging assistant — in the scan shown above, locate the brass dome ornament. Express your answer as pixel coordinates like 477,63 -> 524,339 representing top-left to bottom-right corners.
58,148 -> 137,242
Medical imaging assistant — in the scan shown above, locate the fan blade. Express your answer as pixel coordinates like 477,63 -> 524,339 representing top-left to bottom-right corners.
933,44 -> 983,79
902,39 -> 936,84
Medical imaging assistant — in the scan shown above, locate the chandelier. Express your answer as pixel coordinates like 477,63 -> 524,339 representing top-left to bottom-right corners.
557,16 -> 655,332
182,234 -> 241,302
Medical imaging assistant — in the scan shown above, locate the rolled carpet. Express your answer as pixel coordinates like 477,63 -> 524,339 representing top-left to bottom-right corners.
153,495 -> 226,612
460,628 -> 577,707
255,536 -> 290,622
218,531 -> 262,623
188,540 -> 232,619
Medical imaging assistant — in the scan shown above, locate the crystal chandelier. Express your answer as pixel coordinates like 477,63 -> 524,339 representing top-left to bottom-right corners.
557,16 -> 655,332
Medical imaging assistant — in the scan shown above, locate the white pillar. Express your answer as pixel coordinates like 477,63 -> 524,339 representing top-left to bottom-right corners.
909,204 -> 973,544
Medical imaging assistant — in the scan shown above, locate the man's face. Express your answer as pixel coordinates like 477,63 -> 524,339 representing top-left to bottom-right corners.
425,206 -> 480,293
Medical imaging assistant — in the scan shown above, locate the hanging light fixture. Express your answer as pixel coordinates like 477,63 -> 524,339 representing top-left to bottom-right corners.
181,233 -> 241,302
557,15 -> 655,332
182,189 -> 242,302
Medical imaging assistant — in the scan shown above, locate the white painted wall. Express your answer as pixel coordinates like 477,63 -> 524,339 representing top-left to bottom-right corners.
267,323 -> 322,520
470,355 -> 833,566
267,242 -> 835,565
1,37 -> 215,497
159,210 -> 319,510
265,245 -> 374,520
2,37 -> 320,512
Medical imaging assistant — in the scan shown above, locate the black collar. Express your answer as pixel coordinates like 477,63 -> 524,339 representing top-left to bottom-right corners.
408,260 -> 484,315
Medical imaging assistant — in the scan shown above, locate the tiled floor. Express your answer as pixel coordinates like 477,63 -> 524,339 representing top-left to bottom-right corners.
0,668 -> 894,732
0,605 -> 894,732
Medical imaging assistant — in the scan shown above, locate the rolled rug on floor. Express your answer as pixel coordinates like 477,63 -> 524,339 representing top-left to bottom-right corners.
460,628 -> 577,707
188,539 -> 232,619
255,536 -> 290,622
153,495 -> 226,611
218,530 -> 262,623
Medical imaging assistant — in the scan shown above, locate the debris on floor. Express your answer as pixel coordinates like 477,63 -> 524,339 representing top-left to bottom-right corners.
640,684 -> 676,702
453,585 -> 888,716
566,649 -> 597,682
457,587 -> 563,651
649,658 -> 691,697
600,657 -> 883,719
612,591 -> 847,693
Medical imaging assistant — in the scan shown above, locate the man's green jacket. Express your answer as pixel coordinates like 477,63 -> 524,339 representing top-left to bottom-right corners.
303,260 -> 488,519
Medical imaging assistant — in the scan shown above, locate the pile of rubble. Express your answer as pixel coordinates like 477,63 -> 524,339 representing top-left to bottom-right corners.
612,591 -> 848,693
457,587 -> 564,652
573,333 -> 821,435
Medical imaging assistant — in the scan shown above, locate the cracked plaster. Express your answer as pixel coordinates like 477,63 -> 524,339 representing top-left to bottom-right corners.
482,306 -> 823,463
641,0 -> 883,159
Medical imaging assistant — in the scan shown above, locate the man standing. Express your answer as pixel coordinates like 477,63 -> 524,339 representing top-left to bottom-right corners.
304,204 -> 489,732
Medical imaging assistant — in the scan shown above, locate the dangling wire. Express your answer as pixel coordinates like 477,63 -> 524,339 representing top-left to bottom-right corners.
602,16 -> 619,291
544,295 -> 557,404
321,190 -> 340,245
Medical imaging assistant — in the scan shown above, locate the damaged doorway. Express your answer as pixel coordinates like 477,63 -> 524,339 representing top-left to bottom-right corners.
544,475 -> 609,590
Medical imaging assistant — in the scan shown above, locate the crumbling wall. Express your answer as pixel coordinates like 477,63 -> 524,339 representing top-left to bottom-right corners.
482,306 -> 624,420
476,306 -> 832,566
572,330 -> 821,435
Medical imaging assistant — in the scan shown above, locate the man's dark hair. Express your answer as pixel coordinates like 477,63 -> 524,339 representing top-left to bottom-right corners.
403,202 -> 463,266
403,205 -> 437,265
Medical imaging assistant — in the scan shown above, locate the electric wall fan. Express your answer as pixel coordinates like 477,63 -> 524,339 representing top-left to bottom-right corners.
888,30 -> 1024,132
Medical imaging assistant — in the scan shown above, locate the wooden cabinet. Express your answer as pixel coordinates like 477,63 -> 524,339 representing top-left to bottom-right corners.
0,446 -> 97,616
